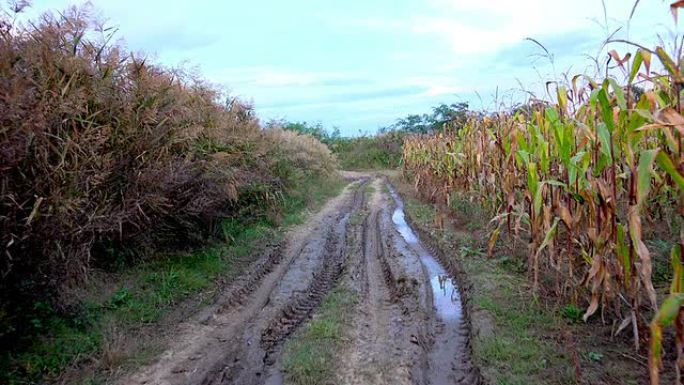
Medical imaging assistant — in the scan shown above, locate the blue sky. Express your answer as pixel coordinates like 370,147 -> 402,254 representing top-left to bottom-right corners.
18,0 -> 679,135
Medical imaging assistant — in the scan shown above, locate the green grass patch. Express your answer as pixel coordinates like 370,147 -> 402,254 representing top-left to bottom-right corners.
282,286 -> 357,385
348,212 -> 366,226
1,175 -> 347,385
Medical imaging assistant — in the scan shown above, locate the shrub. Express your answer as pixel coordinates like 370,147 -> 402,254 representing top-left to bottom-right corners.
328,132 -> 404,170
0,7 -> 336,343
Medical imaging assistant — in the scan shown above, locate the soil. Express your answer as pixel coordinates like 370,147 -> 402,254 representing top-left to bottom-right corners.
118,172 -> 479,385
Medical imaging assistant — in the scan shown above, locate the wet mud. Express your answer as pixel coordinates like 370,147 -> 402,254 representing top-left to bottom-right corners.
120,175 -> 480,385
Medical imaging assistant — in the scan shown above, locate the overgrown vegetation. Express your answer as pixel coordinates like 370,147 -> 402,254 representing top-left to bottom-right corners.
269,103 -> 471,170
0,175 -> 345,384
402,5 -> 684,382
328,132 -> 403,170
271,120 -> 404,170
0,5 -> 339,382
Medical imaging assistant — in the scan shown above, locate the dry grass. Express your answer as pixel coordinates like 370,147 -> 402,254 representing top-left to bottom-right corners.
0,5 -> 336,351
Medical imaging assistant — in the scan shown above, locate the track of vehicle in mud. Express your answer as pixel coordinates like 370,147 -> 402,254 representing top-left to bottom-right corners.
122,175 -> 481,385
200,179 -> 368,385
260,177 -> 370,356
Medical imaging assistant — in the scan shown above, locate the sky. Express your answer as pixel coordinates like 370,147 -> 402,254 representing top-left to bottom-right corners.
14,0 -> 681,136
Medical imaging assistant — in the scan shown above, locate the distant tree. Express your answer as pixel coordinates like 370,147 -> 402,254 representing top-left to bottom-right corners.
430,102 -> 469,131
384,102 -> 470,133
630,85 -> 644,102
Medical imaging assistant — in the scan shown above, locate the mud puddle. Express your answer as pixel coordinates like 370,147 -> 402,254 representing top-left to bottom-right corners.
389,188 -> 462,327
388,187 -> 466,385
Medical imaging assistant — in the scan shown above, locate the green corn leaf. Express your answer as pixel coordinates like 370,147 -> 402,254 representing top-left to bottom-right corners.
634,108 -> 655,121
569,151 -> 588,186
671,244 -> 684,294
653,293 -> 684,327
629,49 -> 643,83
557,86 -> 568,113
651,292 -> 684,366
597,123 -> 613,162
541,142 -> 550,174
636,149 -> 659,205
655,46 -> 681,81
608,78 -> 627,110
589,87 -> 600,110
527,162 -> 539,196
528,162 -> 542,216
616,224 -> 631,285
543,179 -> 567,188
597,88 -> 615,132
533,184 -> 544,217
656,152 -> 684,191
535,217 -> 560,258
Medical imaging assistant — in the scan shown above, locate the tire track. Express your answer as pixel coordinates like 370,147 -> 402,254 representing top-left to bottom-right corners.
121,174 -> 482,385
119,178 -> 366,385
336,179 -> 428,385
387,183 -> 484,385
260,214 -> 348,361
201,178 -> 369,385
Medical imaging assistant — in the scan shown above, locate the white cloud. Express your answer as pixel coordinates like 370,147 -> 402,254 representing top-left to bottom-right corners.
209,67 -> 361,88
397,75 -> 465,97
351,0 -> 671,56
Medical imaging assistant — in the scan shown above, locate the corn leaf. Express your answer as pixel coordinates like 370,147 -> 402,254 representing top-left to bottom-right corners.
656,151 -> 684,191
637,149 -> 659,205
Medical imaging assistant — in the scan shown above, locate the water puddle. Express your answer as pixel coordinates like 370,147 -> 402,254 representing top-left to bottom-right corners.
388,188 -> 463,323
388,187 -> 468,382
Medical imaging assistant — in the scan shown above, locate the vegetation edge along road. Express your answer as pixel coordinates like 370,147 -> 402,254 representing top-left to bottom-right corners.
391,174 -> 657,384
1,175 -> 347,385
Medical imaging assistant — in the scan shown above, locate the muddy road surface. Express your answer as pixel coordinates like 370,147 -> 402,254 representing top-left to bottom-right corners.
121,174 -> 480,385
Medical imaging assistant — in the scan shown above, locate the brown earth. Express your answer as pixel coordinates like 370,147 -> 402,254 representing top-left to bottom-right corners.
118,173 -> 478,385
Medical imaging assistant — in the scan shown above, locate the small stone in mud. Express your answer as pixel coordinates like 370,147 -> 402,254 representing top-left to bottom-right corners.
410,335 -> 419,345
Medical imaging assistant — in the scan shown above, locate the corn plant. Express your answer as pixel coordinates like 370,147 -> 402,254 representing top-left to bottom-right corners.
403,7 -> 684,381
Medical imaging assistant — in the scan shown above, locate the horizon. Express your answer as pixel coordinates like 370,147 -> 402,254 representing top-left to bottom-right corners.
17,0 -> 679,136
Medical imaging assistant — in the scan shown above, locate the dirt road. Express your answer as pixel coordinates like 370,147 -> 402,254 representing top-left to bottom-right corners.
120,173 -> 480,385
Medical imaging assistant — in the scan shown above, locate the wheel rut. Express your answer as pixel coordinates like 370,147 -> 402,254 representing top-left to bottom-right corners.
120,174 -> 479,385
200,178 -> 368,385
119,178 -> 368,385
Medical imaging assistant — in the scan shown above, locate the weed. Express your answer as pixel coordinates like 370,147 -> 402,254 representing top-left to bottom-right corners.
0,4 -> 338,358
283,286 -> 357,385
561,304 -> 583,324
349,212 -> 366,226
587,352 -> 604,362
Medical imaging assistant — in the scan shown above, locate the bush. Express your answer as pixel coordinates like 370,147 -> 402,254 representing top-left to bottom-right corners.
0,7 -> 336,343
328,132 -> 404,170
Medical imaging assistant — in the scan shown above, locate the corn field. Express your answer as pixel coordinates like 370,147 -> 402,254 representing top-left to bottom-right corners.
403,24 -> 684,384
